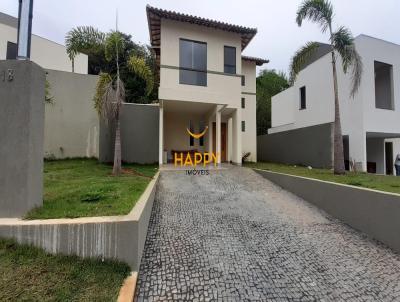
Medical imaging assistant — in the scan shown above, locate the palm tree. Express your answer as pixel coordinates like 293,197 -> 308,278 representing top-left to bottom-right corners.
66,28 -> 154,176
290,0 -> 363,175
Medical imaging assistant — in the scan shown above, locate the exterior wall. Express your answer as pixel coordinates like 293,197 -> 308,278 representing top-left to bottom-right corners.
258,123 -> 333,168
45,69 -> 99,159
0,21 -> 88,74
159,19 -> 242,109
0,61 -> 44,218
271,88 -> 295,128
100,103 -> 159,164
241,60 -> 257,162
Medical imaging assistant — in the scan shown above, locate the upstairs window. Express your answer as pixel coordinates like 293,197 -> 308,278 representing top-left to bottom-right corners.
375,61 -> 394,110
241,97 -> 245,109
241,75 -> 245,86
6,41 -> 17,60
179,39 -> 207,86
299,86 -> 306,110
242,121 -> 246,132
224,46 -> 236,74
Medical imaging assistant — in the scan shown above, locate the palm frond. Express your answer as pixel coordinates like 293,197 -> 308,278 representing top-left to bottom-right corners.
296,0 -> 333,33
128,55 -> 154,97
94,72 -> 113,118
105,31 -> 126,62
65,26 -> 106,62
332,26 -> 363,97
289,42 -> 321,85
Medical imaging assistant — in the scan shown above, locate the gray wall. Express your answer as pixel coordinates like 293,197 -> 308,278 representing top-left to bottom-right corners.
100,103 -> 159,164
255,169 -> 400,254
0,60 -> 45,217
45,69 -> 99,159
258,123 -> 333,168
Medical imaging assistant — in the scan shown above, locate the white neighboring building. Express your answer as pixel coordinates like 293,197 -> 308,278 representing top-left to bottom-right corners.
0,12 -> 88,74
269,35 -> 400,175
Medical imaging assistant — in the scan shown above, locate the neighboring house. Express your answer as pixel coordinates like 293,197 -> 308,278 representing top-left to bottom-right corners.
0,12 -> 88,74
147,5 -> 268,165
263,35 -> 400,175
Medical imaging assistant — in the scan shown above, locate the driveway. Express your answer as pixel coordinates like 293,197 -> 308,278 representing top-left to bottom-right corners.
135,167 -> 400,301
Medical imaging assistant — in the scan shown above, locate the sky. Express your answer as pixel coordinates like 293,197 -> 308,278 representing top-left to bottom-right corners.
1,0 -> 399,75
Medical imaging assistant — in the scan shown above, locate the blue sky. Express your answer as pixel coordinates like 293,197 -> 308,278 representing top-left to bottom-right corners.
1,0 -> 399,74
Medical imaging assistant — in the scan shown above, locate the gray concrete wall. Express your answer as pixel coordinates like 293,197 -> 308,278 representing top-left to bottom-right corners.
255,169 -> 400,253
0,60 -> 45,218
99,103 -> 159,164
258,123 -> 333,168
0,172 -> 159,271
45,69 -> 99,159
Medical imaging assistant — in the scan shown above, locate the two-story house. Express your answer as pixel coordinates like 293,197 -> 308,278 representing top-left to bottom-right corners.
262,35 -> 400,175
146,6 -> 268,165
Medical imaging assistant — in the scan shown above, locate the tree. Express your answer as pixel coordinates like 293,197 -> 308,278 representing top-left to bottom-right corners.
65,27 -> 157,103
256,70 -> 289,135
291,0 -> 363,174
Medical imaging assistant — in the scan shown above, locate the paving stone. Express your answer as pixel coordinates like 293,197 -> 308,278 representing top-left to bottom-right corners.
135,167 -> 400,301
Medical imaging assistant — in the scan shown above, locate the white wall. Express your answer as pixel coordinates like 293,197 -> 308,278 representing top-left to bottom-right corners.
0,23 -> 88,74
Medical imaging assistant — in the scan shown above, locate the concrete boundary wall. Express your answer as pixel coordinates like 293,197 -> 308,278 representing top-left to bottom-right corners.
0,172 -> 159,271
255,169 -> 400,253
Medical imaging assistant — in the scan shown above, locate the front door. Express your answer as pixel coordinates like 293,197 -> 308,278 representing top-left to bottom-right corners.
213,122 -> 227,162
385,142 -> 393,175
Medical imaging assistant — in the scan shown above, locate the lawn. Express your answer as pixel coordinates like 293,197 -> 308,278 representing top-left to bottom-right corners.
26,159 -> 158,220
0,239 -> 129,302
245,162 -> 400,194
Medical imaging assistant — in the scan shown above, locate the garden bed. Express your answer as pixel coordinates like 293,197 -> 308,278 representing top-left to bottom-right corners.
26,159 -> 158,220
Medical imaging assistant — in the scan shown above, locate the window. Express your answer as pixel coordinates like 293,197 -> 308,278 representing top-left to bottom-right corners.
199,121 -> 205,147
6,41 -> 17,60
224,46 -> 236,74
179,39 -> 207,86
242,121 -> 246,132
374,61 -> 394,110
241,75 -> 245,86
241,97 -> 245,109
189,120 -> 194,146
299,86 -> 306,110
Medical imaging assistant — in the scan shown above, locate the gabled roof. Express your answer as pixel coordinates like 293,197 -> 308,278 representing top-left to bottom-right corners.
242,55 -> 269,66
146,5 -> 257,50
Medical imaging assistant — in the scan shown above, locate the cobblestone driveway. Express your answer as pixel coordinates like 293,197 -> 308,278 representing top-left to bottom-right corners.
135,167 -> 400,301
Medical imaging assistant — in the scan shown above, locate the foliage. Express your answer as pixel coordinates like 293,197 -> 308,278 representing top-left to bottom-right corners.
0,238 -> 130,301
289,42 -> 320,84
25,159 -> 158,219
93,72 -> 112,116
65,27 -> 157,103
256,69 -> 289,135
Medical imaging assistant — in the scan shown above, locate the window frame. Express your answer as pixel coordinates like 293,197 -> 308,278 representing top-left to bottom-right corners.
241,97 -> 246,109
241,75 -> 245,86
224,46 -> 237,74
241,121 -> 246,132
179,38 -> 207,87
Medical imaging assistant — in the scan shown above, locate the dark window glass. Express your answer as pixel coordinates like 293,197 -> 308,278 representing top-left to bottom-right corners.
300,86 -> 306,109
189,120 -> 194,146
241,75 -> 245,86
179,39 -> 207,86
242,121 -> 246,132
241,97 -> 245,109
224,46 -> 236,74
199,121 -> 205,147
6,41 -> 17,60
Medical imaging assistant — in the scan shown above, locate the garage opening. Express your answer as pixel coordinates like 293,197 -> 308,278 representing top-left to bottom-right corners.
375,61 -> 394,110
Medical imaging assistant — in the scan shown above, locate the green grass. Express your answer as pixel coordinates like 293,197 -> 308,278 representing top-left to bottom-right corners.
26,159 -> 158,220
0,238 -> 130,302
245,162 -> 400,194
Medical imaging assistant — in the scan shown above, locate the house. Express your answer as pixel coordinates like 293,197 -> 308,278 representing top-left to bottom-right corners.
261,35 -> 400,175
0,12 -> 88,74
146,5 -> 268,165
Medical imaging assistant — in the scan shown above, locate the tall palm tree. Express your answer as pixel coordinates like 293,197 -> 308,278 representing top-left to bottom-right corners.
67,28 -> 154,176
290,0 -> 363,175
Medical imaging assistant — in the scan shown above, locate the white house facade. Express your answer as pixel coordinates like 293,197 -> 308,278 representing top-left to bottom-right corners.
269,35 -> 400,175
0,12 -> 88,74
147,6 -> 267,165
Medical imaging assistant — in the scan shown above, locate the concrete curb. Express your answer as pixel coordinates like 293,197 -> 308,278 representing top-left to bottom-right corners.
254,168 -> 400,253
0,172 -> 160,271
117,271 -> 138,302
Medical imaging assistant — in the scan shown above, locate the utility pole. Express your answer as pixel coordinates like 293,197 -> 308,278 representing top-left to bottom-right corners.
17,0 -> 34,60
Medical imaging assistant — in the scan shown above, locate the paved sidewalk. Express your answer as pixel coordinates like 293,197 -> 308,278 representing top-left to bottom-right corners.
135,167 -> 400,301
